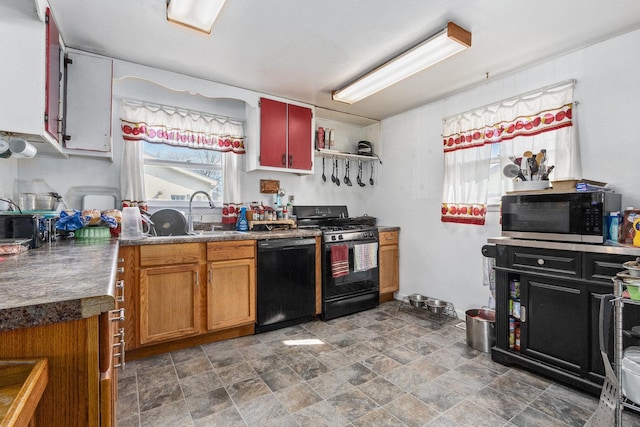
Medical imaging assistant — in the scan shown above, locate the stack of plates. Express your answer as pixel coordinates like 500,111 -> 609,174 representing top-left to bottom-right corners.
618,265 -> 640,300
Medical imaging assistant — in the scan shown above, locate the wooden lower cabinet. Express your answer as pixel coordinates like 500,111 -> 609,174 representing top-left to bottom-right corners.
379,230 -> 399,300
0,316 -> 104,426
207,258 -> 256,330
139,263 -> 202,345
99,309 -> 124,427
207,241 -> 256,331
127,241 -> 257,355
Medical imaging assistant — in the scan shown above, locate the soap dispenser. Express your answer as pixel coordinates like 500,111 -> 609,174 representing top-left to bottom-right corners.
236,207 -> 249,232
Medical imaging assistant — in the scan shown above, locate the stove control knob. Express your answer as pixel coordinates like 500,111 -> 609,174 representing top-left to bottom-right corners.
331,235 -> 337,241
338,235 -> 343,240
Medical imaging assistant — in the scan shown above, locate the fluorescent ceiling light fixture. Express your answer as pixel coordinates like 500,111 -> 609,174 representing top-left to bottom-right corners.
167,0 -> 226,34
332,22 -> 471,104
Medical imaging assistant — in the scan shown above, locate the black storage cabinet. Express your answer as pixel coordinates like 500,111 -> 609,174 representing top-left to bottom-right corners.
491,243 -> 640,395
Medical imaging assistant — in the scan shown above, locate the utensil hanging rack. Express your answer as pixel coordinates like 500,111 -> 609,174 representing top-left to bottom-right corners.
315,149 -> 382,164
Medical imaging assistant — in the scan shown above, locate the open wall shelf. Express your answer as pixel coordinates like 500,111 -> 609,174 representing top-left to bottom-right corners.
315,149 -> 381,164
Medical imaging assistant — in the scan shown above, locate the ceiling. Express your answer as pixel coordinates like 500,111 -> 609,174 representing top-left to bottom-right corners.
43,0 -> 640,122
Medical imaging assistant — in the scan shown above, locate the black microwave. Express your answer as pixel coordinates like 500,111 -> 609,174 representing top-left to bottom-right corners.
0,214 -> 44,248
501,192 -> 622,244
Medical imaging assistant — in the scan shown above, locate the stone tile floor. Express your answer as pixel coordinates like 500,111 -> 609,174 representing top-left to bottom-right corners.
116,300 -> 640,426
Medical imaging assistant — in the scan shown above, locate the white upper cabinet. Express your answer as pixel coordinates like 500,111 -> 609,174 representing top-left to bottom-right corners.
0,1 -> 65,157
63,51 -> 113,157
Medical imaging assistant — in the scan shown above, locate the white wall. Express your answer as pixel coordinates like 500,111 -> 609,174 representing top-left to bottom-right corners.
370,28 -> 640,314
0,157 -> 17,210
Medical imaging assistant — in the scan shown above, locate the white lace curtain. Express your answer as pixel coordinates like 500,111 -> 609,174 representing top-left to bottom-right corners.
441,80 -> 580,225
120,101 -> 245,224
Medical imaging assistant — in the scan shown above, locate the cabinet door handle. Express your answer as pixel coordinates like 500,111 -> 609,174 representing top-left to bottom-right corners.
111,308 -> 125,322
289,155 -> 293,167
195,271 -> 199,286
521,306 -> 526,322
208,269 -> 212,285
116,280 -> 125,303
113,327 -> 125,370
282,154 -> 286,166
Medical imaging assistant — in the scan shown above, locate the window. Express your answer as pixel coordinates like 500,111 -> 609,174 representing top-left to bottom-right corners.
143,141 -> 222,207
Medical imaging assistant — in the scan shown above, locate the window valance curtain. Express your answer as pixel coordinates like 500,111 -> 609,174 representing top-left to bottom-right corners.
120,101 -> 245,224
441,80 -> 580,225
121,101 -> 246,153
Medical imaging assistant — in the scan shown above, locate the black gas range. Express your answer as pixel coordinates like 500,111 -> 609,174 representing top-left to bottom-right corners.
293,206 -> 380,320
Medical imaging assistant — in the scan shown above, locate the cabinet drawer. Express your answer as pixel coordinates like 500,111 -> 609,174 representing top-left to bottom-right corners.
379,231 -> 398,246
507,246 -> 581,278
140,243 -> 200,266
207,240 -> 255,261
583,252 -> 638,284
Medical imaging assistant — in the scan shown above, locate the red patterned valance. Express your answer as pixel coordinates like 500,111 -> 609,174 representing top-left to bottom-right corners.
121,120 -> 245,154
443,104 -> 572,153
441,203 -> 487,225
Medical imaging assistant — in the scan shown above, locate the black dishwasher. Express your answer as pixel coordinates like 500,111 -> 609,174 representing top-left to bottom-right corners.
256,238 -> 316,333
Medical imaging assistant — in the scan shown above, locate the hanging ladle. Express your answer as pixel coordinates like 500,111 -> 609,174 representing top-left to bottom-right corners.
335,159 -> 341,186
344,160 -> 352,186
369,161 -> 374,185
322,157 -> 326,182
357,160 -> 365,187
331,158 -> 336,183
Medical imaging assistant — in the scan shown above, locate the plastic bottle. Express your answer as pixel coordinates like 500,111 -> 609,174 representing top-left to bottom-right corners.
509,318 -> 515,349
236,207 -> 249,232
608,211 -> 620,242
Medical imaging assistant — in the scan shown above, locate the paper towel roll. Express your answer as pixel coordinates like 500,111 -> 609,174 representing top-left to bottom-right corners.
9,138 -> 37,158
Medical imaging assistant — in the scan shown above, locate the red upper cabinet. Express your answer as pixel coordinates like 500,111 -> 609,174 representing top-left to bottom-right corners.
287,103 -> 313,170
259,97 -> 313,171
45,8 -> 61,142
260,98 -> 288,168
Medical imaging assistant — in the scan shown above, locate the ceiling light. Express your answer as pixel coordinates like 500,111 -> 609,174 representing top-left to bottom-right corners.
167,0 -> 226,34
332,22 -> 471,104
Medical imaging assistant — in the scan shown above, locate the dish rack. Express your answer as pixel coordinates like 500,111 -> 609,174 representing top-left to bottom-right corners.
398,295 -> 458,324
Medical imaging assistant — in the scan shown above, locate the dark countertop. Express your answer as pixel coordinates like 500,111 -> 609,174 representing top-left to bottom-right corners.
488,236 -> 640,256
0,238 -> 119,331
118,228 -> 323,246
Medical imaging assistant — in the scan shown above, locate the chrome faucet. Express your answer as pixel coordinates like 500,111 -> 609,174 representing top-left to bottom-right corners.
188,191 -> 215,233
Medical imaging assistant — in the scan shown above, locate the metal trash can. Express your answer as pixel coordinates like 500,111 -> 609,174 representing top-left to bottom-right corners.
465,308 -> 496,353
